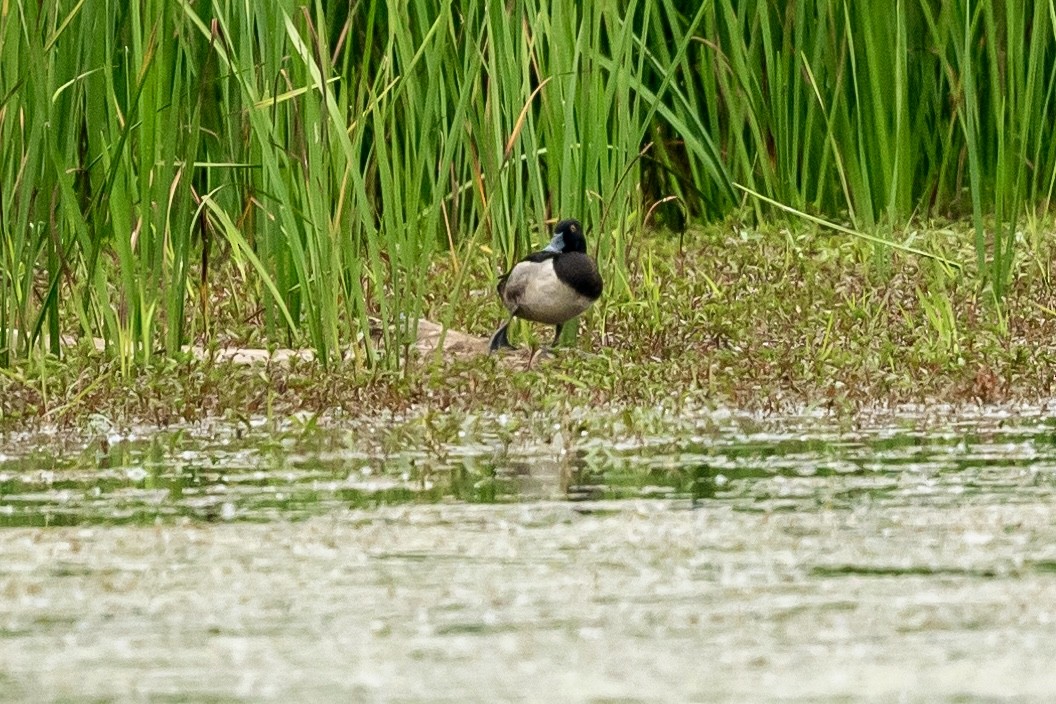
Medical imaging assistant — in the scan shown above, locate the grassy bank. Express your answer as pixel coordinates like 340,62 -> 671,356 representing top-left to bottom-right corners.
2,220 -> 1055,431
4,0 -> 1056,377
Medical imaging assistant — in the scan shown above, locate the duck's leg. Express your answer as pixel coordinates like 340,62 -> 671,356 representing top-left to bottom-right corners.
528,324 -> 563,362
550,323 -> 564,347
489,318 -> 518,353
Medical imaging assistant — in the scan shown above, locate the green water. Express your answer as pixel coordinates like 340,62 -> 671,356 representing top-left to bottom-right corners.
5,408 -> 1056,527
2,407 -> 1056,701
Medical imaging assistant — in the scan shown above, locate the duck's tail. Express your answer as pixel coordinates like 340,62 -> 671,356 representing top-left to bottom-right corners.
488,320 -> 517,353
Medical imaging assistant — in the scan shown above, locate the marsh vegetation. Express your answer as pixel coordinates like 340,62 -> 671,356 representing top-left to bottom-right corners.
3,0 -> 1056,411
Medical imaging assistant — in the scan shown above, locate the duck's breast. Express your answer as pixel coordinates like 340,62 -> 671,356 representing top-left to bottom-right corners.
502,258 -> 597,324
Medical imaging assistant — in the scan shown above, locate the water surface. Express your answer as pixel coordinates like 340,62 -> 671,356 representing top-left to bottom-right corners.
2,406 -> 1056,701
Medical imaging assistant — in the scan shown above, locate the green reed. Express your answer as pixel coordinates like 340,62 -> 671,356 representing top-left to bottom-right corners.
2,0 -> 1055,372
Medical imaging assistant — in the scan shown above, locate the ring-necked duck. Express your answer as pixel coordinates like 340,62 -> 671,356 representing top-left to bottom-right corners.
489,218 -> 603,353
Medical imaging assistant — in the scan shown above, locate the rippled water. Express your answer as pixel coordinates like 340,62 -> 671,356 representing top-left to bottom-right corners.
3,406 -> 1056,701
5,406 -> 1056,526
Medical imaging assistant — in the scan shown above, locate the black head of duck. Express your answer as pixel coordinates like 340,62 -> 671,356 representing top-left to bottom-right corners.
489,218 -> 603,353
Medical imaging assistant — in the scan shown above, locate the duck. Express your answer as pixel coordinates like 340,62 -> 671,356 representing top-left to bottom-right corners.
489,218 -> 603,353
